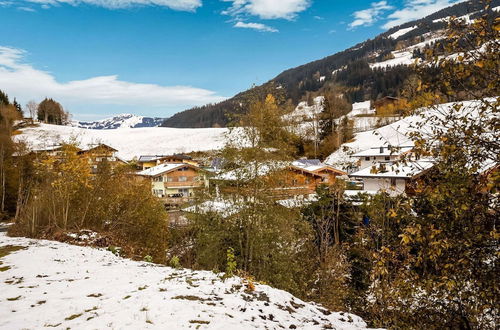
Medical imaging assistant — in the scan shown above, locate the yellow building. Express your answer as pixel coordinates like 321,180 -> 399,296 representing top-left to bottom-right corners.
137,163 -> 208,205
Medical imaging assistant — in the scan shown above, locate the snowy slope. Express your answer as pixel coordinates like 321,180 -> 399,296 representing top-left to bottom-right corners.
0,231 -> 371,329
15,124 -> 228,160
324,100 -> 490,169
388,26 -> 417,39
73,114 -> 165,130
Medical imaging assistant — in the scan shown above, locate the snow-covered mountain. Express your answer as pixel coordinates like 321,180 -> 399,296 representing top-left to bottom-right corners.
73,114 -> 165,129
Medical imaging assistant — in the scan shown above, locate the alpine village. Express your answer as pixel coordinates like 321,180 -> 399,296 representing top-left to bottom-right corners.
0,0 -> 498,329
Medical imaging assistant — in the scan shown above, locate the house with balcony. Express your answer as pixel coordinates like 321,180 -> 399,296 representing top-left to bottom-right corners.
137,163 -> 208,205
292,159 -> 347,184
351,145 -> 414,171
349,160 -> 434,196
29,143 -> 126,173
78,143 -> 126,173
213,160 -> 345,200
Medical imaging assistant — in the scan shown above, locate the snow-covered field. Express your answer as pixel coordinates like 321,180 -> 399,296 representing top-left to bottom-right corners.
0,229 -> 370,329
15,124 -> 229,160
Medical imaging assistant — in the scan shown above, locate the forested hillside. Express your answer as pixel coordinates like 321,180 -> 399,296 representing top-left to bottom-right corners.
162,0 -> 500,128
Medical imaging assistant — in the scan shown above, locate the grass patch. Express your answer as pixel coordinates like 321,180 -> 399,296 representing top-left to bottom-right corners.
172,295 -> 204,301
65,313 -> 83,321
189,320 -> 210,325
7,296 -> 22,301
0,245 -> 26,259
44,323 -> 61,327
87,293 -> 102,298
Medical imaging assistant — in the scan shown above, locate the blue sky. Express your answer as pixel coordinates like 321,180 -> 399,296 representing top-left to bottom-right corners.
0,0 -> 460,120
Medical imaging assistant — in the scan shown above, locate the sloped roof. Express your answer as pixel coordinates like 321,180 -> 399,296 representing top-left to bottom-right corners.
137,155 -> 168,162
137,163 -> 187,177
349,160 -> 434,179
292,160 -> 347,176
215,161 -> 325,181
352,146 -> 413,158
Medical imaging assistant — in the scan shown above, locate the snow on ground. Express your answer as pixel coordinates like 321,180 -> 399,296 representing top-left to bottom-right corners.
0,230 -> 371,329
388,26 -> 417,39
284,96 -> 324,122
325,114 -> 414,169
15,124 -> 229,160
325,100 -> 490,170
370,51 -> 415,69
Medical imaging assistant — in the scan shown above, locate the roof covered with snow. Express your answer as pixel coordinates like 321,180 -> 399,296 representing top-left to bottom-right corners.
137,163 -> 187,177
352,146 -> 413,157
349,160 -> 434,179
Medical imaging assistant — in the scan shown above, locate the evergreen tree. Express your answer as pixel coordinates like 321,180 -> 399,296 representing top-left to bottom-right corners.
13,98 -> 23,117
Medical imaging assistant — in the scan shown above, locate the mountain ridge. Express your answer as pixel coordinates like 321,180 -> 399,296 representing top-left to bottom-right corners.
73,113 -> 165,130
161,0 -> 499,128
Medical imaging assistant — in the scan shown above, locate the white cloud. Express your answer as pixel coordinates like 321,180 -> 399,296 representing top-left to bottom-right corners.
0,46 -> 226,111
22,0 -> 202,11
223,0 -> 310,20
234,21 -> 278,32
349,1 -> 393,29
17,6 -> 36,11
382,0 -> 463,29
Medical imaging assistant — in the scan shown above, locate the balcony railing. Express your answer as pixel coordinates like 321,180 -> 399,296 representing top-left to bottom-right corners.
164,180 -> 204,188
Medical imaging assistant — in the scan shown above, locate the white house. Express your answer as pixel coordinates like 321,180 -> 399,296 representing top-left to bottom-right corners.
352,145 -> 413,170
349,160 -> 434,196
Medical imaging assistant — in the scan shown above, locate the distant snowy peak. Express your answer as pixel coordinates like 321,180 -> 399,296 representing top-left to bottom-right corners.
73,114 -> 165,130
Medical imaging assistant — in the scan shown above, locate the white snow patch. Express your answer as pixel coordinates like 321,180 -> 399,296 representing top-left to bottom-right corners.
0,231 -> 371,329
388,26 -> 417,39
370,51 -> 415,69
14,124 -> 228,161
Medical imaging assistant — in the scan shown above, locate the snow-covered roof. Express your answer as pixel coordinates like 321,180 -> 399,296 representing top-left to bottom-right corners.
350,160 -> 434,179
137,163 -> 187,177
352,146 -> 413,157
216,161 -> 328,181
138,155 -> 168,162
292,160 -> 347,175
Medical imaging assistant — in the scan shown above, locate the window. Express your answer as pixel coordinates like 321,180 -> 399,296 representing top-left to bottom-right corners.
390,178 -> 397,187
179,176 -> 187,182
167,177 -> 174,182
153,189 -> 164,196
385,156 -> 390,161
153,176 -> 163,182
291,179 -> 298,185
365,157 -> 370,161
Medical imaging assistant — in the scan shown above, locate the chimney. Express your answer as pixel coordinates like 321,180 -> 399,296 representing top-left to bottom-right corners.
379,146 -> 384,154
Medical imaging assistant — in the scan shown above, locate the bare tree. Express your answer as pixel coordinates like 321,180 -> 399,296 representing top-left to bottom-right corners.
25,100 -> 38,122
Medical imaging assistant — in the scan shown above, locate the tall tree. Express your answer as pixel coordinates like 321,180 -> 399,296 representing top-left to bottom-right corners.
37,98 -> 68,125
367,11 -> 499,329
